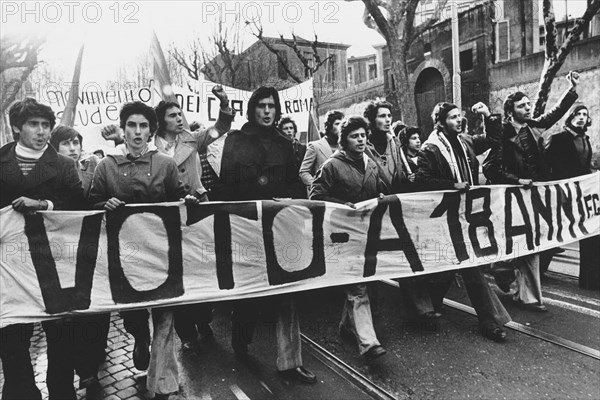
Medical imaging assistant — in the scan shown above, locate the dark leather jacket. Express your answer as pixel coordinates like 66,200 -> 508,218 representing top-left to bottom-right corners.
483,90 -> 578,184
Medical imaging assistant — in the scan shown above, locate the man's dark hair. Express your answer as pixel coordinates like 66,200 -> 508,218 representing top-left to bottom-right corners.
9,98 -> 56,141
154,100 -> 180,136
431,102 -> 458,129
503,91 -> 528,121
565,104 -> 592,129
324,110 -> 344,135
93,149 -> 105,158
246,86 -> 281,124
49,125 -> 83,151
363,100 -> 393,129
278,116 -> 297,134
339,116 -> 369,149
398,126 -> 421,148
119,101 -> 158,134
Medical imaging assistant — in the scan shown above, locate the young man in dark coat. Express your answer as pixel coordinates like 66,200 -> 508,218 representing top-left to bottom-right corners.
207,86 -> 316,383
483,72 -> 579,309
415,101 -> 512,342
546,105 -> 598,290
0,98 -> 83,400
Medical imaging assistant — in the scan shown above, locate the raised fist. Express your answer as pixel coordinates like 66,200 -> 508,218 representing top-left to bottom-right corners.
471,102 -> 490,117
101,124 -> 123,143
567,71 -> 579,89
212,85 -> 229,108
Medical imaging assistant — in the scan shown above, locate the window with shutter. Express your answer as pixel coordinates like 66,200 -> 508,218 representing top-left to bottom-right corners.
496,20 -> 510,62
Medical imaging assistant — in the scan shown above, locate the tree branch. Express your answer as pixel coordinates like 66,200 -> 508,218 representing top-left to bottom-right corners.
542,0 -> 558,59
556,0 -> 600,60
410,0 -> 449,43
361,0 -> 393,42
247,20 -> 303,83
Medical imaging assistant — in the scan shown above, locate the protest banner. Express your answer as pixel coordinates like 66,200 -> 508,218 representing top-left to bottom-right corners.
1,173 -> 598,327
42,79 -> 314,154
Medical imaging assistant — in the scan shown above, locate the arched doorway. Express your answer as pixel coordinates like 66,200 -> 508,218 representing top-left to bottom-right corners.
414,68 -> 445,136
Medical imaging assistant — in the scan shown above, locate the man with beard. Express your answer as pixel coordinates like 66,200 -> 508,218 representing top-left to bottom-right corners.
207,86 -> 316,384
415,101 -> 512,342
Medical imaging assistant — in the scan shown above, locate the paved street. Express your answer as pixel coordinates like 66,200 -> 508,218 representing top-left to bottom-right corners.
1,245 -> 599,399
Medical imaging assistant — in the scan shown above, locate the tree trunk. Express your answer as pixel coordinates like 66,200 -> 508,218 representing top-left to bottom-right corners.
534,0 -> 600,116
533,58 -> 561,117
388,40 -> 417,125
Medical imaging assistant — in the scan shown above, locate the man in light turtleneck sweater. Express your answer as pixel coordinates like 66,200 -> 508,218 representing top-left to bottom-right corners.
1,98 -> 83,400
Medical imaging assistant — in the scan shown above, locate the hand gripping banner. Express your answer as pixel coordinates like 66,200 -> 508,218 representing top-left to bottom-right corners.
1,173 -> 599,327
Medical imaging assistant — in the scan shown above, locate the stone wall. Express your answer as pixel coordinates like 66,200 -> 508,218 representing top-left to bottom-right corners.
489,36 -> 600,168
316,77 -> 384,118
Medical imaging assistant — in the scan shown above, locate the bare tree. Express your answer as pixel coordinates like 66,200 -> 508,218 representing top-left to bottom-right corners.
349,0 -> 448,123
170,18 -> 248,90
245,20 -> 333,85
1,34 -> 44,145
534,0 -> 600,116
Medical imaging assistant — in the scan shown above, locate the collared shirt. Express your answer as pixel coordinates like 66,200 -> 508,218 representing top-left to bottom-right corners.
509,119 -> 527,133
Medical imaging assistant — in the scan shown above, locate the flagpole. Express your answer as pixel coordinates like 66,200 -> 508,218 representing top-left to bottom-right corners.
451,1 -> 461,109
60,43 -> 85,127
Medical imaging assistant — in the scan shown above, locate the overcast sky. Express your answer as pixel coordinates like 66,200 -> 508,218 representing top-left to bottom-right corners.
1,0 -> 589,85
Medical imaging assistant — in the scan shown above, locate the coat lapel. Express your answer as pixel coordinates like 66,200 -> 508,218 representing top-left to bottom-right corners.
171,132 -> 196,166
317,137 -> 332,158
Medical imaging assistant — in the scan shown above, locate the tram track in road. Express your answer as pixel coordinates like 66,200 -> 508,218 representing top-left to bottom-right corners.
300,334 -> 401,400
380,279 -> 600,361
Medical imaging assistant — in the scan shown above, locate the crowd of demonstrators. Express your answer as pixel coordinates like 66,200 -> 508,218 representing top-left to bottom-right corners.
546,104 -> 599,290
483,72 -> 580,312
310,116 -> 388,362
1,69 -> 596,398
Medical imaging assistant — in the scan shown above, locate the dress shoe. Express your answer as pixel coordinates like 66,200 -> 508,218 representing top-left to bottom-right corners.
278,366 -> 317,384
417,311 -> 442,331
517,301 -> 548,312
339,325 -> 355,342
133,337 -> 150,370
364,345 -> 387,362
480,324 -> 507,342
78,375 -> 99,390
85,379 -> 102,400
